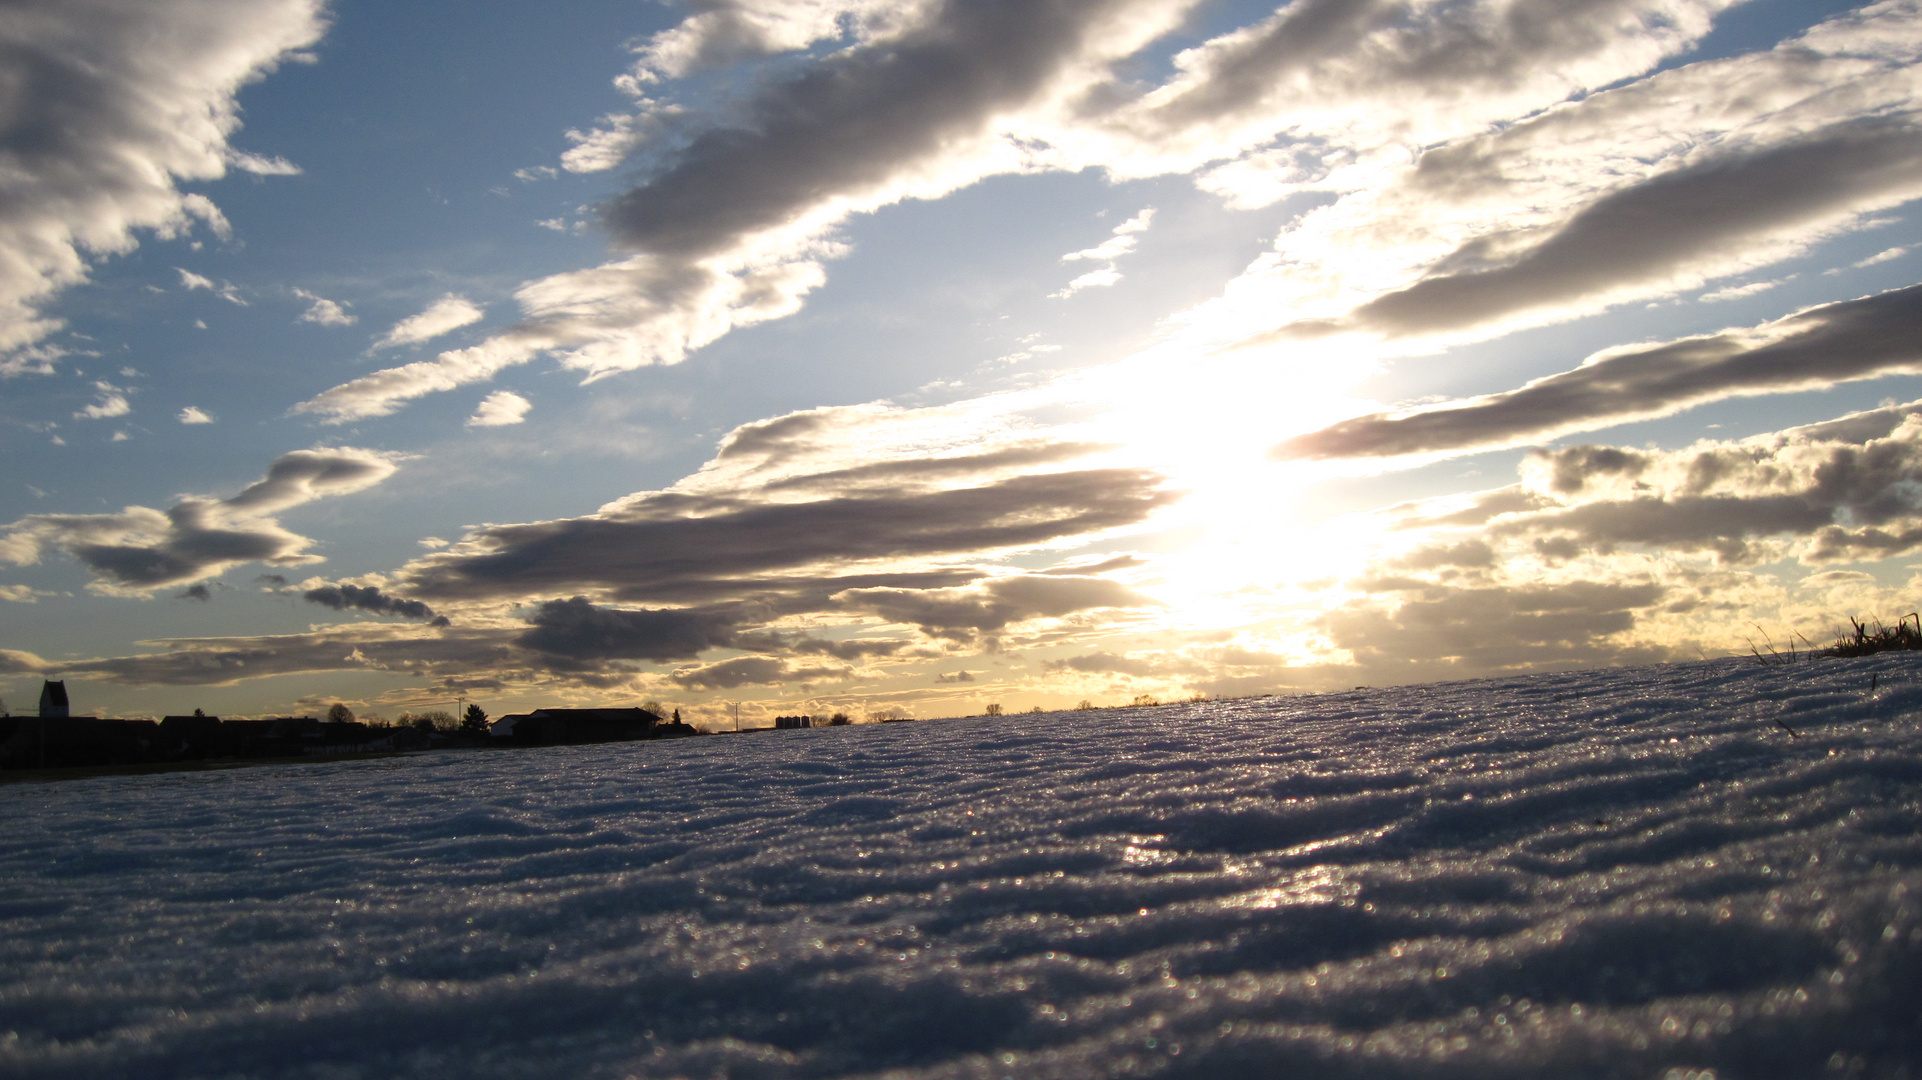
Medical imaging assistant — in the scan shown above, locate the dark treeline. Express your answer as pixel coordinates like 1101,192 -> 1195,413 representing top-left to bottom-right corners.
1,683 -> 698,773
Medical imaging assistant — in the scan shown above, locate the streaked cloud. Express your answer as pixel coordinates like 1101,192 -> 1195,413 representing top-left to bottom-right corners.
226,150 -> 302,176
403,464 -> 1172,605
178,406 -> 215,425
669,655 -> 852,690
1343,121 -> 1922,339
1277,284 -> 1922,462
0,448 -> 398,594
371,294 -> 485,350
301,581 -> 441,622
838,574 -> 1157,645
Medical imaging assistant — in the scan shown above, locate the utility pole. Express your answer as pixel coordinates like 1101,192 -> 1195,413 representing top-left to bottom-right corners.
732,701 -> 740,732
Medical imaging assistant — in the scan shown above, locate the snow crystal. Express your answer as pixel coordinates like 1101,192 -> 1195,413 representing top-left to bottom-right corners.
3,655 -> 1920,1078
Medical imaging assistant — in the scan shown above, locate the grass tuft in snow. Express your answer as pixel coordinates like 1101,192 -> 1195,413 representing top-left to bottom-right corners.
1824,613 -> 1922,658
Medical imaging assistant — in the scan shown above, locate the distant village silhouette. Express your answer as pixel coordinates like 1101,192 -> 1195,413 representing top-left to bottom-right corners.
0,679 -> 712,772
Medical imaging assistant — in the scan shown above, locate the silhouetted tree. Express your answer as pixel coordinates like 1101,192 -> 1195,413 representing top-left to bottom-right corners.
983,703 -> 1003,716
460,703 -> 489,736
326,703 -> 355,724
400,710 -> 457,732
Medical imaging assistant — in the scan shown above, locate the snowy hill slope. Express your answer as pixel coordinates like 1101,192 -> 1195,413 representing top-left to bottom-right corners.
2,655 -> 1920,1079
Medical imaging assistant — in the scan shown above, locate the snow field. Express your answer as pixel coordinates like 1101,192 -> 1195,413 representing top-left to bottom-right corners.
1,654 -> 1920,1078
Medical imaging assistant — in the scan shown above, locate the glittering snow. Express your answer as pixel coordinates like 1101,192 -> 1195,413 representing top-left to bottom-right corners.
3,656 -> 1921,1079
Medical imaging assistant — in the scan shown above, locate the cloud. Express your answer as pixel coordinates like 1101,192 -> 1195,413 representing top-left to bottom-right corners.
0,448 -> 398,594
0,585 -> 47,604
1700,277 -> 1790,303
1342,120 -> 1922,339
0,649 -> 49,673
1062,208 -> 1155,263
1051,207 -> 1154,297
838,574 -> 1157,643
1278,284 -> 1922,462
1050,266 -> 1123,299
1319,579 -> 1671,675
788,636 -> 910,660
302,582 -> 438,621
74,381 -> 131,420
467,390 -> 531,427
0,0 -> 321,366
1046,651 -> 1159,676
617,0 -> 927,85
405,466 -> 1171,605
178,406 -> 214,425
371,294 -> 485,350
226,149 -> 301,175
1112,0 -> 1731,174
1411,402 -> 1922,566
293,0 -> 1196,420
1854,246 -> 1908,268
1205,4 -> 1922,355
515,596 -> 741,662
44,624 -> 513,687
295,289 -> 356,326
668,655 -> 851,690
934,669 -> 976,683
175,268 -> 247,305
197,418 -> 1172,691
294,0 -> 1891,422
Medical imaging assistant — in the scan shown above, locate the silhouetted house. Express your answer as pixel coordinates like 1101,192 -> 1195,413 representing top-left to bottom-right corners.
0,716 -> 160,768
218,719 -> 276,754
160,715 -> 230,758
266,716 -> 317,739
38,681 -> 68,719
362,725 -> 432,751
490,707 -> 661,746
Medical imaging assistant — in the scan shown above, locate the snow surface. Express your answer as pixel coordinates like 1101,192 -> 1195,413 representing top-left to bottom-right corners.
3,656 -> 1921,1080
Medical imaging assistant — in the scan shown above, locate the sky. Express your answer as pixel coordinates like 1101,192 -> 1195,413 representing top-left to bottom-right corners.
6,0 -> 1922,727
